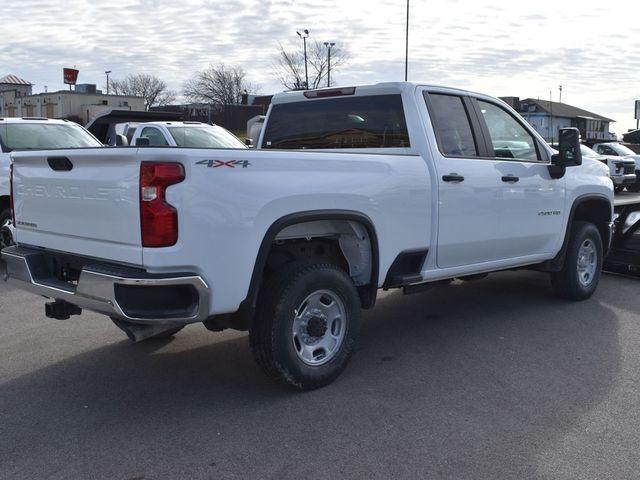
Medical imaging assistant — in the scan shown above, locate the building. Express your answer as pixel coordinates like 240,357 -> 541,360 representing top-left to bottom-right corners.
501,97 -> 615,143
0,74 -> 145,123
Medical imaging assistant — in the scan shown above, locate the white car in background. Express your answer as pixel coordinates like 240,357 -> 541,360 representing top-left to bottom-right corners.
592,142 -> 640,192
129,121 -> 246,149
581,144 -> 636,193
0,117 -> 102,247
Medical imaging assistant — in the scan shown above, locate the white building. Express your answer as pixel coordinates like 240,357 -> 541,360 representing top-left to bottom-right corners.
0,74 -> 145,123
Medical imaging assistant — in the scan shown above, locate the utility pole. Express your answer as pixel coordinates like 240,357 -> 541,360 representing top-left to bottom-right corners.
324,42 -> 335,87
559,84 -> 563,104
405,0 -> 409,81
105,70 -> 112,94
297,30 -> 309,89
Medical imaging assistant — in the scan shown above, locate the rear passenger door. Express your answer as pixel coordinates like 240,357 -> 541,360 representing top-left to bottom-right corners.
423,91 -> 504,268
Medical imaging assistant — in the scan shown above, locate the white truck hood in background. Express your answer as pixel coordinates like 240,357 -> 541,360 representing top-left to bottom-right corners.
11,148 -> 143,265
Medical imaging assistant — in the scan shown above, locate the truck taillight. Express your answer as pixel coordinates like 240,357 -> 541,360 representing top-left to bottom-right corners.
9,163 -> 15,225
140,162 -> 184,248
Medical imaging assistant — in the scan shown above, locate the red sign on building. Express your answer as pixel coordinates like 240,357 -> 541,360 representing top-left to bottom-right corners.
63,68 -> 79,85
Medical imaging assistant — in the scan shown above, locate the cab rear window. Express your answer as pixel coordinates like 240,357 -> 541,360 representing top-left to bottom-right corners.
262,94 -> 410,149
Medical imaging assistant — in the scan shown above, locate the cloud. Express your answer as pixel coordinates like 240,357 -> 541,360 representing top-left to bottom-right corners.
2,0 -> 640,131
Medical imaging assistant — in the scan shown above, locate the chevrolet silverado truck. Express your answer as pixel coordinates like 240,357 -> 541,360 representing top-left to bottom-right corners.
2,83 -> 614,390
592,142 -> 640,192
580,144 -> 635,193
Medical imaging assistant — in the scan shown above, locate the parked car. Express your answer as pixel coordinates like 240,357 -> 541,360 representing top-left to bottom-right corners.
581,144 -> 635,193
0,117 -> 102,248
130,121 -> 246,149
592,142 -> 640,192
3,83 -> 613,390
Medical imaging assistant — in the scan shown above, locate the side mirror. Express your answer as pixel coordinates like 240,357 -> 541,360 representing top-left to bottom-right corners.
115,134 -> 128,146
135,137 -> 150,146
552,128 -> 582,167
245,138 -> 254,147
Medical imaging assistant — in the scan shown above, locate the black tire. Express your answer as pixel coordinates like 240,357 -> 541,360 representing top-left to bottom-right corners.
551,221 -> 603,300
249,262 -> 362,391
0,208 -> 13,249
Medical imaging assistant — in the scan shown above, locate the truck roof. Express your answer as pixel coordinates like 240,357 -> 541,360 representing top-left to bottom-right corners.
135,121 -> 210,127
0,117 -> 71,124
269,82 -> 483,105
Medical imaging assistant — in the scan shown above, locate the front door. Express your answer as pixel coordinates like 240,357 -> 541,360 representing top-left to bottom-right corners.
473,98 -> 565,259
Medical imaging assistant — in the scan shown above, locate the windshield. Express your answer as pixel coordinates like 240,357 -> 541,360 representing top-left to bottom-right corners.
0,122 -> 102,151
580,145 -> 599,157
610,143 -> 636,156
168,125 -> 245,148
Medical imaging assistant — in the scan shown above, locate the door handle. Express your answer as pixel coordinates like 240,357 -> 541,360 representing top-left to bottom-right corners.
47,156 -> 73,172
501,175 -> 519,183
442,174 -> 464,183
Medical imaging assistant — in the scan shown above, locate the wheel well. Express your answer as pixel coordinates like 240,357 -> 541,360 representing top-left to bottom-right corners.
572,198 -> 611,250
203,212 -> 379,332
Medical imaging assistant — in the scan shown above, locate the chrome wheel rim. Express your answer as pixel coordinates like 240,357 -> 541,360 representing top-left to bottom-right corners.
577,239 -> 597,287
292,289 -> 347,366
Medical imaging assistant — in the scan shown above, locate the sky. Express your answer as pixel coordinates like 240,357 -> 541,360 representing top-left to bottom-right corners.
2,0 -> 640,134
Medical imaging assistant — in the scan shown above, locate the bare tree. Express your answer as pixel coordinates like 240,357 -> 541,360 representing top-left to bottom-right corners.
109,74 -> 176,110
183,64 -> 255,105
274,41 -> 348,90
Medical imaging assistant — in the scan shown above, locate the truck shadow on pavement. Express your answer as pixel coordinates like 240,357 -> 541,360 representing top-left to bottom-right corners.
0,271 -> 623,479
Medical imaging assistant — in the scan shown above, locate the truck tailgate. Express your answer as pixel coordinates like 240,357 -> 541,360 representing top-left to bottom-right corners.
11,149 -> 142,265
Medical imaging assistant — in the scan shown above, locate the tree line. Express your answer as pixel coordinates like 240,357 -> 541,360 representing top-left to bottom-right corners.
107,38 -> 348,109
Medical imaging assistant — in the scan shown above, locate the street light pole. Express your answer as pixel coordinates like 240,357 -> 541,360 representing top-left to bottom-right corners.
297,29 -> 310,89
105,70 -> 112,94
405,0 -> 409,81
324,42 -> 335,87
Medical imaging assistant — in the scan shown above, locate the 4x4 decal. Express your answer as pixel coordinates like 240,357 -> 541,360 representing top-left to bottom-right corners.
196,159 -> 251,168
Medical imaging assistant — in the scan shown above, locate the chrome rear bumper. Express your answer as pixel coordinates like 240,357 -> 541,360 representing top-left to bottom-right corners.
2,246 -> 210,324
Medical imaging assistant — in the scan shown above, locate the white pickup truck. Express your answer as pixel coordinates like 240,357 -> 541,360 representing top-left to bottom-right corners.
3,82 -> 614,390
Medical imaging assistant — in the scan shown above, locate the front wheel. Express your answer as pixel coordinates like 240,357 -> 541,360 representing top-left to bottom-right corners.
250,262 -> 362,390
551,221 -> 603,300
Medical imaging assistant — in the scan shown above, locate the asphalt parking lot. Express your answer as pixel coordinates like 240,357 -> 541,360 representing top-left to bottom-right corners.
1,270 -> 639,480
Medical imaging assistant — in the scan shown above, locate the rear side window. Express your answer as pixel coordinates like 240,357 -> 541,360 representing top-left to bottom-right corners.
262,94 -> 410,149
425,93 -> 478,157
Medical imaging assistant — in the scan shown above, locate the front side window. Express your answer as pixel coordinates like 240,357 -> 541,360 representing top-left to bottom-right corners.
426,93 -> 478,157
477,100 -> 540,161
0,122 -> 102,151
262,94 -> 410,149
597,145 -> 617,156
140,127 -> 168,146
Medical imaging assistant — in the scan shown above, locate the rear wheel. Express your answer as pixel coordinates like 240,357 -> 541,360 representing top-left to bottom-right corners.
250,262 -> 362,390
551,221 -> 603,300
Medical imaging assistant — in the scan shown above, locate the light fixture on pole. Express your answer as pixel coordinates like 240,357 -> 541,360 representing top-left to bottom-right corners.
324,42 -> 335,87
405,0 -> 409,81
296,29 -> 310,89
105,70 -> 112,94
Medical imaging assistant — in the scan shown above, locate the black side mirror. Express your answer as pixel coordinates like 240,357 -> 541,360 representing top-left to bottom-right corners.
553,128 -> 582,167
135,137 -> 150,146
245,138 -> 254,147
549,128 -> 582,179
